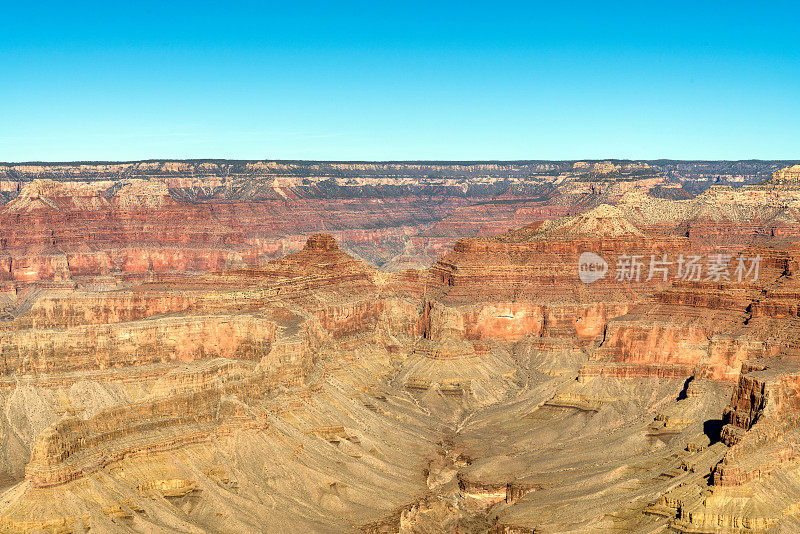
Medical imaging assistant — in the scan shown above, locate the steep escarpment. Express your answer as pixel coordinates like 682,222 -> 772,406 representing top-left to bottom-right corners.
0,159 -> 790,285
427,206 -> 683,360
3,164 -> 800,533
0,236 -> 436,531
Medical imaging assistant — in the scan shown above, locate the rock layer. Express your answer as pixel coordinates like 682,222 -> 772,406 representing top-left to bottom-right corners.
1,164 -> 800,532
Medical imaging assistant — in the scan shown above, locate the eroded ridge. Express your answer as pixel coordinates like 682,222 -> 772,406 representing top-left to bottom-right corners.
3,166 -> 800,532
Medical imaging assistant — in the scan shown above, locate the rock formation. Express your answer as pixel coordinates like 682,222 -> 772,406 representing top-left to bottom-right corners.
0,162 -> 799,532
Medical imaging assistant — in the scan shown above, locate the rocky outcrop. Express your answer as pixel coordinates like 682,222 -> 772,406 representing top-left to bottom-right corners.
2,161 -> 800,532
712,357 -> 800,486
0,314 -> 276,374
768,164 -> 800,185
0,160 -> 786,286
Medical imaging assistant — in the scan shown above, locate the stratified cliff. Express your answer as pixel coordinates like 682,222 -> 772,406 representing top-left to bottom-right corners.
1,163 -> 800,532
0,159 -> 791,285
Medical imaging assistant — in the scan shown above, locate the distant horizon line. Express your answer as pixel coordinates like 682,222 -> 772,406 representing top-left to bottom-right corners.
2,158 -> 799,166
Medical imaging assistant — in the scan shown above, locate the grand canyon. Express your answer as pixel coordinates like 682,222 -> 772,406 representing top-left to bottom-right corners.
2,159 -> 800,533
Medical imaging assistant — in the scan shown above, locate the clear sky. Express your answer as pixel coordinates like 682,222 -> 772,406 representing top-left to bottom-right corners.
1,1 -> 798,161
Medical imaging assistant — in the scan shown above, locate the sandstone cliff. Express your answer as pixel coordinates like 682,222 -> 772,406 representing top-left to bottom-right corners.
0,163 -> 799,532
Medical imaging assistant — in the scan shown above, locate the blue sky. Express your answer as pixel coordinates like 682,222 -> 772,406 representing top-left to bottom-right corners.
1,1 -> 798,161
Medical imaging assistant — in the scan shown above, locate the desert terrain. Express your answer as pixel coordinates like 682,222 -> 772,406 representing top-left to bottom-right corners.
0,160 -> 799,533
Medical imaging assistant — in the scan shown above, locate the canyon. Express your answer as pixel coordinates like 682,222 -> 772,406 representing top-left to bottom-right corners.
0,160 -> 800,533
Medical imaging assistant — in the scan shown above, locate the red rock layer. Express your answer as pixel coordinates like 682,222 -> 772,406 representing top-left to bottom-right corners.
713,357 -> 800,486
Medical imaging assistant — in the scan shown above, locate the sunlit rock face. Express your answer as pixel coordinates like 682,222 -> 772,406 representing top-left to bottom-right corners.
4,163 -> 800,532
0,159 -> 789,286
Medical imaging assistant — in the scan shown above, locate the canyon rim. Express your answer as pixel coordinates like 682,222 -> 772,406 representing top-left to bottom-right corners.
0,160 -> 798,532
4,2 -> 800,531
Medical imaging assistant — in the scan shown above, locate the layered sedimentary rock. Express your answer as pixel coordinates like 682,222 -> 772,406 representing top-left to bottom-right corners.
766,164 -> 800,185
0,234 -> 439,531
2,164 -> 800,532
0,159 -> 792,287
